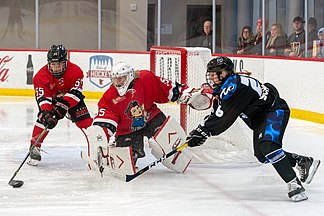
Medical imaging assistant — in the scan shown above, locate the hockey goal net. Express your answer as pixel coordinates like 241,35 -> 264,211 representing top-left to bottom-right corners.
150,46 -> 256,164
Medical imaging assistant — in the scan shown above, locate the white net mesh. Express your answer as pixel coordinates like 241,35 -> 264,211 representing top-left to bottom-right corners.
150,46 -> 256,164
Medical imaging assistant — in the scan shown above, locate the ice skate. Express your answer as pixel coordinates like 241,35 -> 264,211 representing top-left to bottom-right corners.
287,177 -> 308,202
296,156 -> 321,184
27,146 -> 41,166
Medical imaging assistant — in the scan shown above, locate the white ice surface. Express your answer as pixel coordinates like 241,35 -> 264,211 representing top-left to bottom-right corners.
0,96 -> 324,216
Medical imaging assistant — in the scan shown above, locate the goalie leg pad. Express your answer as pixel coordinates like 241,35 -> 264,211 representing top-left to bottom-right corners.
107,146 -> 136,175
84,125 -> 110,170
149,138 -> 193,173
84,126 -> 136,175
148,116 -> 194,173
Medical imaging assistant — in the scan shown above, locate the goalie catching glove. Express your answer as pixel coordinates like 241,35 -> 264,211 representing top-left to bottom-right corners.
187,125 -> 210,147
178,87 -> 213,111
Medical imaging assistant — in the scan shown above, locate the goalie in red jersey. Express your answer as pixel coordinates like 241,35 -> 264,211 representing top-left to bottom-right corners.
82,62 -> 210,176
28,45 -> 93,166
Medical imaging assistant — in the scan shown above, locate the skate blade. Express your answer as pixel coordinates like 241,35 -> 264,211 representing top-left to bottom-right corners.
291,192 -> 308,202
305,159 -> 321,184
27,158 -> 39,166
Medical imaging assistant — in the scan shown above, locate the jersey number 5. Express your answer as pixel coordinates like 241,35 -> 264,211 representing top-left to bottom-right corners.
97,108 -> 106,117
35,87 -> 44,98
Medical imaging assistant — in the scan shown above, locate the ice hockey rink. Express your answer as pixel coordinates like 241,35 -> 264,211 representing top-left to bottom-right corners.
0,96 -> 323,216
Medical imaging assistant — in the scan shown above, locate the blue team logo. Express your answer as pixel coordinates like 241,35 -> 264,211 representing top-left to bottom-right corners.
87,55 -> 112,89
220,75 -> 237,101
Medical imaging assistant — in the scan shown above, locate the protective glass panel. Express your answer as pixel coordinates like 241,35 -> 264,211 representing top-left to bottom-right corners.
0,0 -> 35,48
39,0 -> 98,50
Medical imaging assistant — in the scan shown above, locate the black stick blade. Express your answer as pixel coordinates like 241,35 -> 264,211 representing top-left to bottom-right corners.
9,180 -> 24,188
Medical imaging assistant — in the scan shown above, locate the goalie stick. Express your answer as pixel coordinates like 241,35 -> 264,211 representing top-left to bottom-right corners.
81,143 -> 188,182
8,125 -> 49,188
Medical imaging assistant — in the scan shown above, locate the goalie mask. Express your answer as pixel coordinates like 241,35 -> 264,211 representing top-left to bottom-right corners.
205,56 -> 234,88
111,62 -> 135,96
47,45 -> 68,78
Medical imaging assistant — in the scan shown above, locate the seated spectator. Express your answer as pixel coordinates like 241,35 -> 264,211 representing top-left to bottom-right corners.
198,20 -> 222,53
312,27 -> 324,58
318,27 -> 324,40
285,16 -> 305,57
306,17 -> 318,56
234,26 -> 255,54
244,18 -> 270,55
265,23 -> 288,56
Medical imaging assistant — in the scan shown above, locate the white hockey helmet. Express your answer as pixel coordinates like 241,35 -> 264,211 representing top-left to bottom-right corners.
111,62 -> 135,96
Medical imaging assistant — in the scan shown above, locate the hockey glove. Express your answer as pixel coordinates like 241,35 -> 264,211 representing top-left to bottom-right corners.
38,110 -> 57,129
53,97 -> 70,120
187,125 -> 210,147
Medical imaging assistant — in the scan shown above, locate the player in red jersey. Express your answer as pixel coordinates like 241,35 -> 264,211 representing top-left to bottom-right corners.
82,62 -> 210,175
28,45 -> 93,166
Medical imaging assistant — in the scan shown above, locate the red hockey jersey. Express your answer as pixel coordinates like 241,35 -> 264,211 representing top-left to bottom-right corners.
94,70 -> 187,136
33,61 -> 84,111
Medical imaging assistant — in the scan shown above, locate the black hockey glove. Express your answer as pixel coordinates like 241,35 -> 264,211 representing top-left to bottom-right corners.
186,125 -> 210,147
53,97 -> 70,120
38,110 -> 57,129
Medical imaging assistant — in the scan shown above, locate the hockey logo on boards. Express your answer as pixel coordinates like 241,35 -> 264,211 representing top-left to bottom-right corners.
87,55 -> 113,89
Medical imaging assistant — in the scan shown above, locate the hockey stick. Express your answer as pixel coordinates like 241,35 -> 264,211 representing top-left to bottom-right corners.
95,143 -> 188,182
8,125 -> 49,188
81,143 -> 188,182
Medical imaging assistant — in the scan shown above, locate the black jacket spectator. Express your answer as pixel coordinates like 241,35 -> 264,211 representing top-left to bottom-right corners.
266,23 -> 288,56
234,26 -> 255,54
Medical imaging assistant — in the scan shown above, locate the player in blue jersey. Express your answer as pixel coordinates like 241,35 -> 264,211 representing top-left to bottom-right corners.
186,56 -> 320,202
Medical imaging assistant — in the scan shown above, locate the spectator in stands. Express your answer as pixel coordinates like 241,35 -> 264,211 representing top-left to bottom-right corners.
265,23 -> 288,56
306,17 -> 318,56
244,18 -> 270,55
198,20 -> 222,53
234,26 -> 255,54
313,27 -> 324,58
318,27 -> 324,40
285,16 -> 305,57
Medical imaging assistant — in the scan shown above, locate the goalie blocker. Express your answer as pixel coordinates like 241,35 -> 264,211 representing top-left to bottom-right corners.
82,116 -> 193,176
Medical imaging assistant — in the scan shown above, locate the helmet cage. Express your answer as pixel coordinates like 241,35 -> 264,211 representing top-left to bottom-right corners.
47,45 -> 68,78
111,62 -> 135,96
205,71 -> 217,88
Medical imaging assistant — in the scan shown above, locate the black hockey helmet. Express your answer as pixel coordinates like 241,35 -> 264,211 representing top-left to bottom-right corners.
207,56 -> 234,75
206,56 -> 234,89
47,44 -> 68,78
